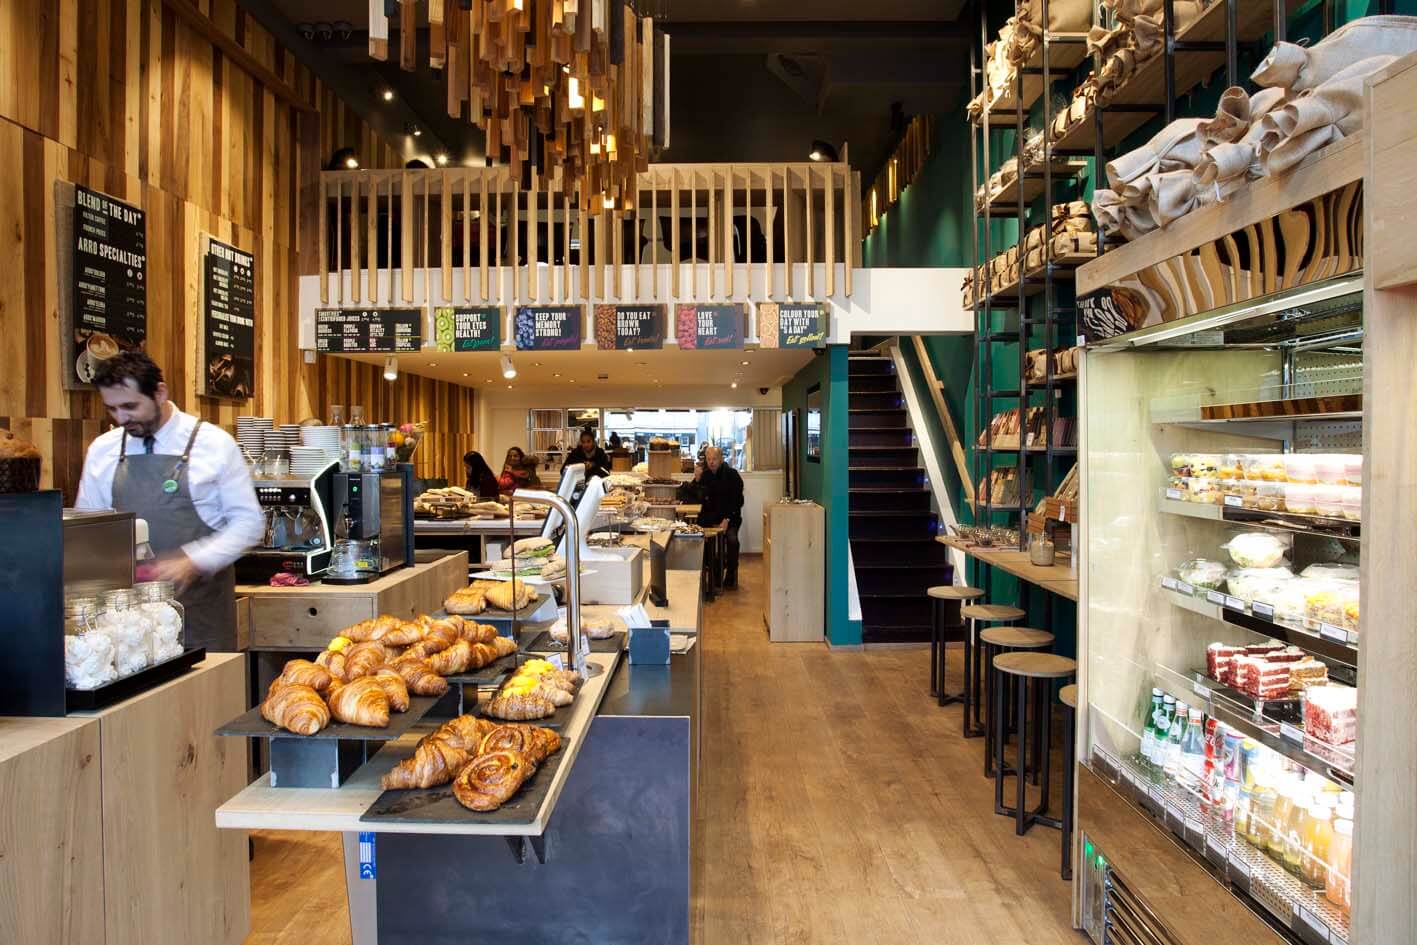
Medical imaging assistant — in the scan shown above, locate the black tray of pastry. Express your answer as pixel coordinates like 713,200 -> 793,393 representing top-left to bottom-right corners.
360,736 -> 570,827
443,650 -> 523,686
215,692 -> 454,741
67,646 -> 206,711
523,629 -> 625,654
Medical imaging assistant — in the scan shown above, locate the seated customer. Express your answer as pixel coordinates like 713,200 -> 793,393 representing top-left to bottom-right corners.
698,446 -> 745,589
562,427 -> 612,479
676,461 -> 706,504
498,446 -> 543,494
463,450 -> 500,499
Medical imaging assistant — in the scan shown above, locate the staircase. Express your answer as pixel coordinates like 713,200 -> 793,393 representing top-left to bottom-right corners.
847,353 -> 951,643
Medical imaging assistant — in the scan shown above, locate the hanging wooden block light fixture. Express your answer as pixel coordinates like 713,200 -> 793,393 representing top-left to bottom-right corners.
377,0 -> 669,212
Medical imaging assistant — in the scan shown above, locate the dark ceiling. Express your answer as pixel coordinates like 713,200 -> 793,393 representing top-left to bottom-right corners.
248,0 -> 968,179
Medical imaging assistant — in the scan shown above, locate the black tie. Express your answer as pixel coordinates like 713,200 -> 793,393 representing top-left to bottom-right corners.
143,436 -> 156,454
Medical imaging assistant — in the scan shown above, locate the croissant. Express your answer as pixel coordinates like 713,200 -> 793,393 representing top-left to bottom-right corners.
325,677 -> 391,727
261,682 -> 330,735
483,689 -> 557,721
315,648 -> 348,683
479,723 -> 562,763
485,579 -> 533,613
452,750 -> 537,811
426,638 -> 474,675
491,635 -> 519,658
443,585 -> 488,616
278,658 -> 333,692
429,714 -> 498,750
467,641 -> 500,670
342,615 -> 397,642
380,735 -> 475,790
389,655 -> 450,696
343,641 -> 389,680
414,616 -> 462,654
374,620 -> 425,647
371,668 -> 411,712
458,620 -> 499,646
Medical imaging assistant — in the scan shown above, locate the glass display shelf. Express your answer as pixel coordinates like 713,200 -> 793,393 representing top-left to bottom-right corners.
1158,496 -> 1360,544
1158,579 -> 1359,669
1090,747 -> 1352,945
1153,664 -> 1356,786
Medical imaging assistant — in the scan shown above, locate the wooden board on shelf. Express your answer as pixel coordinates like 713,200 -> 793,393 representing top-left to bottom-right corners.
1047,105 -> 1155,160
977,158 -> 1090,214
971,33 -> 1091,127
1199,393 -> 1361,422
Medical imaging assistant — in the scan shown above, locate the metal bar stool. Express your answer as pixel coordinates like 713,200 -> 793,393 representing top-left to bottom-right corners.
1059,683 -> 1078,881
979,626 -> 1054,779
927,585 -> 983,706
959,603 -> 1025,738
991,651 -> 1076,836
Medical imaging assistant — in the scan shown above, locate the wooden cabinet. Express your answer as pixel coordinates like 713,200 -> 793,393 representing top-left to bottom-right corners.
762,502 -> 824,642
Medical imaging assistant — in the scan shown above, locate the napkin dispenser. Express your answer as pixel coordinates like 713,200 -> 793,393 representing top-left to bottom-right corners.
621,603 -> 671,665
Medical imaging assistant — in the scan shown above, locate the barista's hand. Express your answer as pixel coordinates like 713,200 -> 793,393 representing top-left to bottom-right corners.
153,551 -> 202,595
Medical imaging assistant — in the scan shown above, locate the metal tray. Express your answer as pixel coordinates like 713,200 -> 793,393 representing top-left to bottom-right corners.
66,647 -> 206,711
447,590 -> 550,625
215,692 -> 452,741
360,736 -> 570,827
524,630 -> 625,654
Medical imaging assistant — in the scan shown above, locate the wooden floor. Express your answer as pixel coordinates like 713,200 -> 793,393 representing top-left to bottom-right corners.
243,556 -> 1084,944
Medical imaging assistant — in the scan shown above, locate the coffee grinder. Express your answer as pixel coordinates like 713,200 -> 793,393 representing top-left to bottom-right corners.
327,464 -> 416,584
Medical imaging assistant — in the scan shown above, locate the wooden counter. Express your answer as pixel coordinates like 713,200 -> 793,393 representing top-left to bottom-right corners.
237,551 -> 469,649
0,654 -> 249,945
936,535 -> 1079,602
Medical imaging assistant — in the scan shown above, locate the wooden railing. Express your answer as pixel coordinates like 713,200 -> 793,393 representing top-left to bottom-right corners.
317,162 -> 862,306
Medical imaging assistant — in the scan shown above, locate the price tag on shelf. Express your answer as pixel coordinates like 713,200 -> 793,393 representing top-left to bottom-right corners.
1280,722 -> 1305,745
1193,680 -> 1212,701
1185,817 -> 1205,847
1166,488 -> 1183,501
1206,589 -> 1227,606
1165,801 -> 1184,827
1225,596 -> 1246,612
1206,834 -> 1227,865
1161,576 -> 1178,591
1347,630 -> 1360,645
1331,931 -> 1350,945
1228,851 -> 1252,891
1224,494 -> 1244,508
1319,623 -> 1349,644
1252,601 -> 1276,619
1176,580 -> 1195,596
1076,334 -> 1086,348
1296,907 -> 1332,944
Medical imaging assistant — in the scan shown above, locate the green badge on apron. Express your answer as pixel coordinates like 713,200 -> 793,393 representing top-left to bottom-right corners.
162,478 -> 179,494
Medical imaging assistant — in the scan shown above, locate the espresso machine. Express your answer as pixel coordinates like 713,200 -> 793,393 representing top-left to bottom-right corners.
326,464 -> 415,584
235,462 -> 338,584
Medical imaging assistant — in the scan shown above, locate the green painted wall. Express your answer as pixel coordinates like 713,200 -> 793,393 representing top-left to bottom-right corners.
782,347 -> 861,646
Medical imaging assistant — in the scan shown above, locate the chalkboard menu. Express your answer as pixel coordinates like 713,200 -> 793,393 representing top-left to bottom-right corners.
434,306 -> 502,352
595,304 -> 664,350
201,238 -> 256,399
315,308 -> 423,353
72,185 -> 146,384
758,302 -> 827,349
674,303 -> 743,350
514,305 -> 583,351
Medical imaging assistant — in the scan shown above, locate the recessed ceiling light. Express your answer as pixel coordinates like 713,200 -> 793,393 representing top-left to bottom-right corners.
462,372 -> 469,377
534,362 -> 543,367
381,89 -> 395,102
428,362 -> 437,367
741,360 -> 750,366
507,384 -> 513,389
485,378 -> 493,383
731,381 -> 738,388
553,373 -> 561,378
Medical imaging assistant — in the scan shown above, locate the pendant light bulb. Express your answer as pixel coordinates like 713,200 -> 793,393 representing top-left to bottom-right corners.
501,354 -> 517,380
383,356 -> 398,381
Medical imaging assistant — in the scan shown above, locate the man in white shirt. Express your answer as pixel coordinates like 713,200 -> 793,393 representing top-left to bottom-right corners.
76,352 -> 262,650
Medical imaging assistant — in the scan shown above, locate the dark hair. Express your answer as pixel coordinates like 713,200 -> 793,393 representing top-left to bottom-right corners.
93,351 -> 163,397
579,427 -> 595,442
504,446 -> 525,465
463,450 -> 494,480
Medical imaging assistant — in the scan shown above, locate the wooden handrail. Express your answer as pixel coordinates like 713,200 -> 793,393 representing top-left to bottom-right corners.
911,336 -> 975,513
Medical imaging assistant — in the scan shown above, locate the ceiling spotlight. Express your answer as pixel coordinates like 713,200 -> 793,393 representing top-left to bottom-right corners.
534,362 -> 543,367
462,372 -> 469,377
553,373 -> 561,378
383,356 -> 398,381
381,88 -> 395,102
603,195 -> 616,210
809,139 -> 839,163
731,381 -> 738,389
485,378 -> 494,383
741,359 -> 750,366
501,354 -> 517,379
427,362 -> 437,367
329,147 -> 358,170
435,153 -> 449,166
412,127 -> 423,137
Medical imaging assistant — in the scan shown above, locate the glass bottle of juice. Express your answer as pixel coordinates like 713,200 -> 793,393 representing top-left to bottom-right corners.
1326,817 -> 1353,916
1301,803 -> 1334,889
1282,781 -> 1313,875
1268,773 -> 1296,859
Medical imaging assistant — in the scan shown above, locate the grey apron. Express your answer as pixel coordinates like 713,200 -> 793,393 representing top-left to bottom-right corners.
111,419 -> 239,651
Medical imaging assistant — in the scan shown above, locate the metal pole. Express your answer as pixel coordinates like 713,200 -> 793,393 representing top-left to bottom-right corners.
1225,0 -> 1238,90
1273,0 -> 1285,44
1163,0 -> 1177,125
512,488 -> 586,674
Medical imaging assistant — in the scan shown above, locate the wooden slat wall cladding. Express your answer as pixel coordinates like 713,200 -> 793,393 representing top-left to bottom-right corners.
318,162 -> 863,305
0,0 -> 476,501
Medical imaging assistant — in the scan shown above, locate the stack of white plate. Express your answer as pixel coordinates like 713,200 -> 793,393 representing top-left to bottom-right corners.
290,446 -> 336,478
262,429 -> 299,456
236,417 -> 273,457
297,425 -> 342,472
